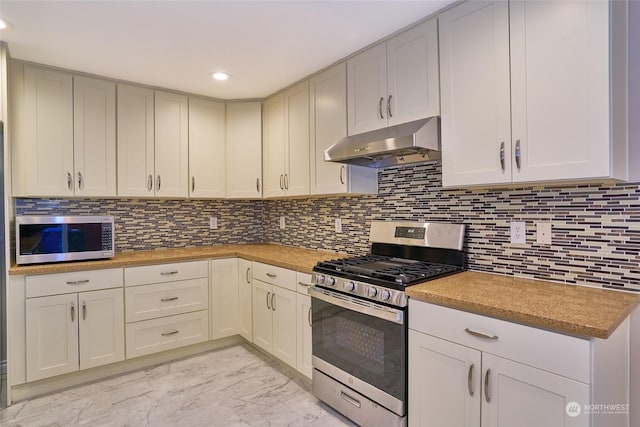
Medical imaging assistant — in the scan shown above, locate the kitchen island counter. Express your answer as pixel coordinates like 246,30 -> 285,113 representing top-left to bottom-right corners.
406,271 -> 640,339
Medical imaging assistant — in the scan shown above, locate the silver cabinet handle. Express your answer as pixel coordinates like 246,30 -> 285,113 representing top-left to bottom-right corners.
271,292 -> 276,311
387,95 -> 392,118
256,177 -> 260,193
192,176 -> 195,192
78,171 -> 83,190
378,97 -> 384,119
484,369 -> 491,402
66,279 -> 90,285
67,172 -> 73,190
308,306 -> 312,327
280,174 -> 284,190
515,139 -> 521,170
161,330 -> 179,337
468,364 -> 474,396
340,391 -> 361,408
465,328 -> 498,340
339,165 -> 345,185
70,301 -> 75,322
298,281 -> 311,287
499,141 -> 505,171
266,291 -> 271,310
246,268 -> 251,284
284,173 -> 289,190
148,174 -> 153,192
82,301 -> 87,320
156,174 -> 161,192
161,296 -> 178,302
160,271 -> 179,276
266,273 -> 277,278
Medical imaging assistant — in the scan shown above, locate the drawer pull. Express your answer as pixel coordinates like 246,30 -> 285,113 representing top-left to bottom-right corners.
340,391 -> 361,408
465,328 -> 498,340
298,281 -> 311,287
160,297 -> 179,302
467,363 -> 474,396
161,330 -> 179,337
266,273 -> 277,278
484,369 -> 491,402
160,271 -> 179,276
66,279 -> 90,285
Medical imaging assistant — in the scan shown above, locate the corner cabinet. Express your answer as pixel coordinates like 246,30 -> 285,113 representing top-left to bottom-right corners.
409,300 -> 630,427
263,81 -> 310,198
347,18 -> 439,135
309,63 -> 377,195
226,102 -> 263,198
439,0 -> 628,188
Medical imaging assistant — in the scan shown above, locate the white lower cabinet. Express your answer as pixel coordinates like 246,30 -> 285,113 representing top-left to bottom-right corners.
238,258 -> 253,341
25,270 -> 124,382
408,300 -> 629,427
296,272 -> 313,378
124,261 -> 209,358
210,258 -> 239,340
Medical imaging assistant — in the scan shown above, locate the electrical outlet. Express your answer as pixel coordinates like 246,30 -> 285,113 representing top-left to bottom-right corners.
279,216 -> 286,229
209,217 -> 218,230
536,222 -> 552,245
335,218 -> 342,233
510,221 -> 526,244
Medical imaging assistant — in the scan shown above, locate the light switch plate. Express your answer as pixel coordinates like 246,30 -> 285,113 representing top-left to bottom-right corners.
279,216 -> 285,229
536,222 -> 552,245
510,222 -> 526,244
335,218 -> 342,233
209,217 -> 218,230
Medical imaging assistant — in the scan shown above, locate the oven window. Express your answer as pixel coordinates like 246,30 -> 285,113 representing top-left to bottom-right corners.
312,296 -> 406,402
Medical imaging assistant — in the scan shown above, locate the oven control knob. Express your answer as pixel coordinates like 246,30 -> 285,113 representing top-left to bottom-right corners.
344,281 -> 355,291
380,289 -> 392,301
316,275 -> 325,285
326,277 -> 336,286
367,287 -> 378,298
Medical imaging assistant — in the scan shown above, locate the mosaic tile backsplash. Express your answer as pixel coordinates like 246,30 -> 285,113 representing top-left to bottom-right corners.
16,162 -> 640,290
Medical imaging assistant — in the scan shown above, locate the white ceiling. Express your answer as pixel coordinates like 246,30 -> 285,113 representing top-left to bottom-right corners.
0,0 -> 454,100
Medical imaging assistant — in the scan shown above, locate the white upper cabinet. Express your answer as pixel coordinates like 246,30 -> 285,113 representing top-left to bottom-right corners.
263,81 -> 310,198
73,76 -> 116,197
154,90 -> 189,197
11,64 -> 116,197
309,63 -> 378,195
117,84 -> 155,197
189,98 -> 226,198
440,0 -> 627,188
226,101 -> 263,199
347,18 -> 439,135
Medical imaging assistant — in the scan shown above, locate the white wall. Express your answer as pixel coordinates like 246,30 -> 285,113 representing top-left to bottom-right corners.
630,0 -> 640,181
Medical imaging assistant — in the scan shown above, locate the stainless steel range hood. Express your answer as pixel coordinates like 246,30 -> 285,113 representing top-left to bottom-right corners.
324,117 -> 441,168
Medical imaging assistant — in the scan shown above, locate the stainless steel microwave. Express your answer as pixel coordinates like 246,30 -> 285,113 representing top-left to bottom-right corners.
16,215 -> 115,265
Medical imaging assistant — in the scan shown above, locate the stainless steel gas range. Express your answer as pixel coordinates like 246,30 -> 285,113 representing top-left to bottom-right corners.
309,221 -> 466,427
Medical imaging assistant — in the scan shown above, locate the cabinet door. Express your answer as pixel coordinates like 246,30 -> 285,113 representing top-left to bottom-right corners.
408,330 -> 481,427
347,43 -> 388,135
188,97 -> 226,198
272,286 -> 297,368
284,81 -> 310,197
296,293 -> 312,378
73,76 -> 116,197
387,18 -> 440,125
210,258 -> 239,340
439,1 -> 512,187
252,280 -> 273,353
26,294 -> 79,381
238,259 -> 253,341
117,84 -> 155,197
481,353 -> 590,427
226,102 -> 263,198
79,288 -> 125,370
155,90 -> 189,197
263,94 -> 286,198
510,0 -> 610,183
24,65 -> 74,196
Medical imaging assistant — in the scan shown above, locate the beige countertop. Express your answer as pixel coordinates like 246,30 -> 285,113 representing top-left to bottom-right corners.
406,271 -> 640,339
9,243 -> 345,276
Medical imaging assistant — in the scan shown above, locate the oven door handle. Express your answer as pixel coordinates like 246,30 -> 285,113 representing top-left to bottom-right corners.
309,287 -> 404,325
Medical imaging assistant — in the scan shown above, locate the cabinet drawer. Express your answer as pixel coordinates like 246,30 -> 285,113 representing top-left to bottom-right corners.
26,268 -> 123,298
409,300 -> 591,383
125,310 -> 209,359
253,262 -> 296,291
125,278 -> 208,323
296,272 -> 313,295
124,261 -> 208,287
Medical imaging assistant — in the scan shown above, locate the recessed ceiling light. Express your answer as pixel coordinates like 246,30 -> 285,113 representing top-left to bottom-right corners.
0,18 -> 14,30
211,72 -> 230,81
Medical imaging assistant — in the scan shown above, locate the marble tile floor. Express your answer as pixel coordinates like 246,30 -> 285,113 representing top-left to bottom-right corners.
0,343 -> 356,427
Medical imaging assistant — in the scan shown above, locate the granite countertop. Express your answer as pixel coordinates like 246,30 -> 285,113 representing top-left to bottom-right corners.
9,243 -> 346,276
406,271 -> 640,339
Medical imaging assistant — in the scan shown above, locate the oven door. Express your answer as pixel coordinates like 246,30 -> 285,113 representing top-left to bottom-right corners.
310,286 -> 407,416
